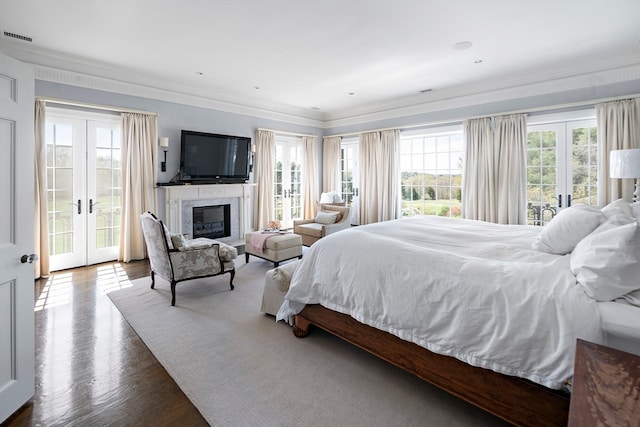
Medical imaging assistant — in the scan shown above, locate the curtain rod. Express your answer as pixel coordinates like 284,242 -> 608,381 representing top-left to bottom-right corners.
325,93 -> 640,138
37,97 -> 158,116
257,127 -> 317,138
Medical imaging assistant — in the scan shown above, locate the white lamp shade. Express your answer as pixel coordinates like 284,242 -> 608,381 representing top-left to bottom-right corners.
159,137 -> 169,148
610,148 -> 640,179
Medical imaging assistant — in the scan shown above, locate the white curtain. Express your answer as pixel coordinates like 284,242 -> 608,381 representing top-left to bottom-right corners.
462,114 -> 527,225
302,135 -> 319,218
34,100 -> 50,278
596,98 -> 640,204
254,129 -> 275,230
119,113 -> 157,262
495,114 -> 527,224
462,118 -> 496,222
358,129 -> 400,224
322,136 -> 342,193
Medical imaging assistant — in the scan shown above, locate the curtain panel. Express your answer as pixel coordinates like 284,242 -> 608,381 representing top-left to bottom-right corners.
119,113 -> 157,262
495,114 -> 527,224
302,136 -> 319,218
254,129 -> 275,230
596,98 -> 640,204
462,114 -> 527,225
462,118 -> 496,222
34,100 -> 50,278
322,136 -> 342,194
358,129 -> 400,224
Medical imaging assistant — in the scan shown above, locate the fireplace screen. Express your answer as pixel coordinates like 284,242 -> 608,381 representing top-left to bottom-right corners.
192,204 -> 231,239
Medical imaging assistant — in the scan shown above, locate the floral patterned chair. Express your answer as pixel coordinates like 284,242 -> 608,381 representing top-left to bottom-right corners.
140,212 -> 236,306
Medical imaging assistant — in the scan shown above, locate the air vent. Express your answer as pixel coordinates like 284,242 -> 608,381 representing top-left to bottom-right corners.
3,31 -> 33,42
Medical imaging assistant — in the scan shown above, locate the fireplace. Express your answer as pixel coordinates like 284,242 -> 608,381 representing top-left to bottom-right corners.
192,204 -> 231,239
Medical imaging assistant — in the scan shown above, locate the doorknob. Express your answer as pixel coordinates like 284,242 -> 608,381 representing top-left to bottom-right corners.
21,254 -> 39,264
71,199 -> 82,214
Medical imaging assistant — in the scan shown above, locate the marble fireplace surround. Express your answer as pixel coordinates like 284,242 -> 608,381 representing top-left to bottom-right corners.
160,183 -> 255,246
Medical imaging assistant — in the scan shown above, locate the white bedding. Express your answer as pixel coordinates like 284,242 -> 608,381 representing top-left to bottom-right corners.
277,216 -> 604,390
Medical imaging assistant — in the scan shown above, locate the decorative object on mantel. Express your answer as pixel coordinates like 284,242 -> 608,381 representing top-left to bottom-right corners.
159,137 -> 169,172
610,148 -> 640,202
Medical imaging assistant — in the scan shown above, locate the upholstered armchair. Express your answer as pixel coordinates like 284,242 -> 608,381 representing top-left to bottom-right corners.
140,212 -> 236,306
293,205 -> 351,246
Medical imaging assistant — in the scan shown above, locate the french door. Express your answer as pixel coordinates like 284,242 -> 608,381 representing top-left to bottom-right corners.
46,109 -> 121,270
273,136 -> 303,229
340,138 -> 359,225
526,117 -> 598,226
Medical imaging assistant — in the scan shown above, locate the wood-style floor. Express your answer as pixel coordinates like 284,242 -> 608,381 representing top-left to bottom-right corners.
1,261 -> 209,427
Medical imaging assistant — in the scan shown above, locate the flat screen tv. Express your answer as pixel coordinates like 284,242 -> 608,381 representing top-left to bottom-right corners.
179,130 -> 251,184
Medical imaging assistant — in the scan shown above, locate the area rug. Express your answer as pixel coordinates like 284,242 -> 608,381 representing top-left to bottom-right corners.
108,258 -> 506,426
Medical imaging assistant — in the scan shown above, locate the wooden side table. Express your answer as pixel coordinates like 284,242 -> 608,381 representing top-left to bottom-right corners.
568,339 -> 640,426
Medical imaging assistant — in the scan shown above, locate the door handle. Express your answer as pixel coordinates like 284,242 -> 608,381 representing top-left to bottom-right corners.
557,194 -> 562,208
567,194 -> 572,207
89,199 -> 98,214
71,199 -> 82,214
21,254 -> 39,264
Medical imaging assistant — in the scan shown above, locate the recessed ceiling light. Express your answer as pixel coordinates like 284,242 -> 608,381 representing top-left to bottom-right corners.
311,107 -> 320,110
420,88 -> 433,93
196,71 -> 203,76
474,59 -> 483,64
453,41 -> 473,50
254,86 -> 260,90
348,92 -> 356,96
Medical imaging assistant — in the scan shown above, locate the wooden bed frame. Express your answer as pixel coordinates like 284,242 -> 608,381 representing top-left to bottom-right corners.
293,304 -> 570,427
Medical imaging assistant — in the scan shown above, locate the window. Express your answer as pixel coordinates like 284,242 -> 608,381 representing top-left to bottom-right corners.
339,137 -> 359,224
400,127 -> 463,218
526,112 -> 597,225
273,135 -> 303,229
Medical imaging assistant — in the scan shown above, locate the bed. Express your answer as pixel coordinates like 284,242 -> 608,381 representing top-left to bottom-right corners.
276,201 -> 640,426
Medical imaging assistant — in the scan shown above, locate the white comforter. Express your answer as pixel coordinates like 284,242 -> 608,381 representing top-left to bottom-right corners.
277,216 -> 603,389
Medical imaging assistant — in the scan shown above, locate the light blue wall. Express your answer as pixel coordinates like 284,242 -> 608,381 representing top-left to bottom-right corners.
36,81 -> 324,182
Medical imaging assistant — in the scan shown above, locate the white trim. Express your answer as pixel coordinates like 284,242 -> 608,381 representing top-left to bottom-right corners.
3,45 -> 637,130
39,97 -> 157,116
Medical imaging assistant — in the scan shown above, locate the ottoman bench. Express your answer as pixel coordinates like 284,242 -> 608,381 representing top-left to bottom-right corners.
245,231 -> 302,267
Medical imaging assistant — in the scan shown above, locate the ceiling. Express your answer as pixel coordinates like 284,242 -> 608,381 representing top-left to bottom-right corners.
1,0 -> 639,122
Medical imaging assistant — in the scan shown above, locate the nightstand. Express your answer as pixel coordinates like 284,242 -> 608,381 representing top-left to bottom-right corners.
568,339 -> 640,426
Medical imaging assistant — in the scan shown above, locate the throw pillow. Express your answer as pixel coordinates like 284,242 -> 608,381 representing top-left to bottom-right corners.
170,233 -> 186,249
532,205 -> 603,255
601,198 -> 633,220
272,259 -> 302,292
570,215 -> 640,301
315,210 -> 340,225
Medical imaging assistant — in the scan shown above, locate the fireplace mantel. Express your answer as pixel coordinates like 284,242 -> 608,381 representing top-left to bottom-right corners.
158,183 -> 256,245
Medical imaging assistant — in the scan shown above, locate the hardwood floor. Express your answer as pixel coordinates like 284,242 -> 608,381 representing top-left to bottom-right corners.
1,261 -> 209,427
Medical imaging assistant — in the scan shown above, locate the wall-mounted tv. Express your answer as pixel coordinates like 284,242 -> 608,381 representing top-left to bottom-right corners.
179,130 -> 251,184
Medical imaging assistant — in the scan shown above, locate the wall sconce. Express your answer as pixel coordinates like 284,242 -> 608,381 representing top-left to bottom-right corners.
159,137 -> 169,172
250,144 -> 256,172
610,148 -> 640,202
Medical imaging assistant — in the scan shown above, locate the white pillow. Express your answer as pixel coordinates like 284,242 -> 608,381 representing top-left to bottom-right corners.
532,205 -> 603,255
570,216 -> 640,301
272,259 -> 302,292
601,198 -> 633,220
315,210 -> 339,224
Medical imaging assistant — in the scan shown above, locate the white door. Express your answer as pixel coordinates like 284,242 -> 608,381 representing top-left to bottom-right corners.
46,110 -> 121,270
0,53 -> 35,422
526,117 -> 598,226
340,138 -> 359,225
273,136 -> 303,229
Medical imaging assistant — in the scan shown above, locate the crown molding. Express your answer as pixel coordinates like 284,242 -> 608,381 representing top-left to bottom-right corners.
0,43 -> 326,128
325,58 -> 640,128
2,42 -> 638,130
